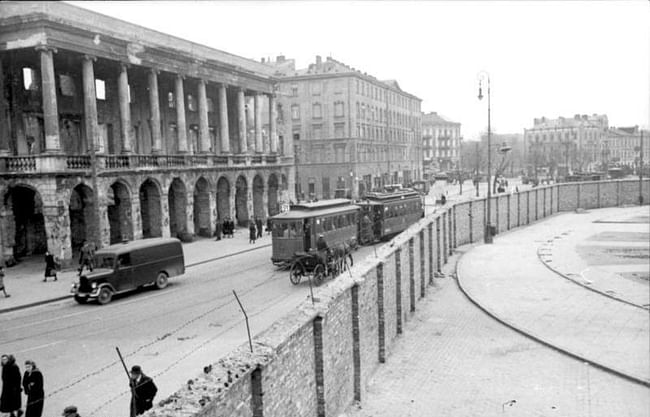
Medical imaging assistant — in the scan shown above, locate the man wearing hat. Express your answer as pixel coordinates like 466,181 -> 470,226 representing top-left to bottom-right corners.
62,405 -> 80,417
129,365 -> 157,417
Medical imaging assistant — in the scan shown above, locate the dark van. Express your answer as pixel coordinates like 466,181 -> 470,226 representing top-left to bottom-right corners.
72,238 -> 185,305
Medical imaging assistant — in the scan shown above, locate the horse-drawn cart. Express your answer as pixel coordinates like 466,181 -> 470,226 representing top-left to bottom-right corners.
288,246 -> 353,286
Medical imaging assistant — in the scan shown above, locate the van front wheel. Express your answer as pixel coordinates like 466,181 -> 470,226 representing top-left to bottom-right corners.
97,287 -> 113,305
155,272 -> 169,290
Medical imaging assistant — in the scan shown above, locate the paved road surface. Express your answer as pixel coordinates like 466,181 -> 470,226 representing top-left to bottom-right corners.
0,244 -> 375,417
345,251 -> 650,417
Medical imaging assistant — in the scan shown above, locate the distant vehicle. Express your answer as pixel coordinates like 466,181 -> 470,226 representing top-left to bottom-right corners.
383,184 -> 404,193
433,172 -> 449,182
72,238 -> 185,305
608,167 -> 625,179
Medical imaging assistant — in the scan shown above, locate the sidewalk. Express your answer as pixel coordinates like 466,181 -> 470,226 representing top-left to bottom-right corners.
456,205 -> 650,385
0,227 -> 271,314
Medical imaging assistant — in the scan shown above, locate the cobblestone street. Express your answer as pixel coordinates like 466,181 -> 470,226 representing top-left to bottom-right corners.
344,254 -> 649,417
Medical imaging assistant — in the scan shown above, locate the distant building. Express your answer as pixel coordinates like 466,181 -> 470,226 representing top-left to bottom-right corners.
524,114 -> 608,176
268,55 -> 422,200
422,112 -> 461,174
603,126 -> 648,169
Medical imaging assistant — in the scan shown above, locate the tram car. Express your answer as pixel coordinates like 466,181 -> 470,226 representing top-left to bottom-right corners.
270,199 -> 360,267
270,190 -> 424,267
357,190 -> 424,244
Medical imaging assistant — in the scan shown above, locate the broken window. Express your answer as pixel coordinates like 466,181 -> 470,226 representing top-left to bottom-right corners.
95,79 -> 106,100
22,67 -> 39,91
59,74 -> 75,96
168,92 -> 175,108
187,94 -> 196,111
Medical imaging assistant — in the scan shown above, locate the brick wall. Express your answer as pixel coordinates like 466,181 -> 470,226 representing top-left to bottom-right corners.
145,178 -> 649,417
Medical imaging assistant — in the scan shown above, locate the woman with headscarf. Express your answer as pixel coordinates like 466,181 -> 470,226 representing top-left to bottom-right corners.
0,354 -> 22,417
22,360 -> 44,417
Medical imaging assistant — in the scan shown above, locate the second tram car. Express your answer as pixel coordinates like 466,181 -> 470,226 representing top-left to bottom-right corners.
270,199 -> 360,267
357,190 -> 424,244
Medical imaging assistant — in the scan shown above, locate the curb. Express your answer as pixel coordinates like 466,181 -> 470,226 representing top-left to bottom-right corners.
0,243 -> 272,315
454,249 -> 650,388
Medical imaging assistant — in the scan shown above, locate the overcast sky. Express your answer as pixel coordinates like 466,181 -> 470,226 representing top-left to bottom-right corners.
70,0 -> 649,141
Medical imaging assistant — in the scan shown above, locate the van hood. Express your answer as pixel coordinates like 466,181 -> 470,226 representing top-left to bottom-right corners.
81,268 -> 113,280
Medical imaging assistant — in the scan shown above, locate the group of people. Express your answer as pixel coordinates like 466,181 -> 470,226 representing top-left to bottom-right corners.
214,216 -> 236,240
1,355 -> 157,417
1,354 -> 44,417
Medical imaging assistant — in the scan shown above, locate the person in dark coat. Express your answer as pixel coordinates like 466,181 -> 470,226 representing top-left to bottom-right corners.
214,219 -> 222,241
266,217 -> 272,235
129,366 -> 157,417
248,221 -> 256,244
22,360 -> 44,417
255,217 -> 263,239
78,240 -> 95,276
44,252 -> 58,282
1,354 -> 22,417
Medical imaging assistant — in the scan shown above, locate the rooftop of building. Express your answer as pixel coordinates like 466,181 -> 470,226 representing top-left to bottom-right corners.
422,112 -> 459,125
529,114 -> 609,129
0,1 -> 276,80
266,55 -> 420,101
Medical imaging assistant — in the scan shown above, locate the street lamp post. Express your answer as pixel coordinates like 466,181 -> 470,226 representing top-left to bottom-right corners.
639,130 -> 644,205
475,140 -> 480,197
478,72 -> 493,243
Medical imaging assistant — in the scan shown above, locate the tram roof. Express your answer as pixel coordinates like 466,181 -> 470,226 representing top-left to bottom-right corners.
289,199 -> 353,210
360,190 -> 421,203
271,201 -> 360,220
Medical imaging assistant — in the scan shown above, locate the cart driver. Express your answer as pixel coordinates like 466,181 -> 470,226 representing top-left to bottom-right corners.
316,233 -> 330,264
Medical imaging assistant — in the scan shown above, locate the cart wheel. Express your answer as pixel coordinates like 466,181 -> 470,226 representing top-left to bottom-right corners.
289,261 -> 304,285
313,264 -> 325,285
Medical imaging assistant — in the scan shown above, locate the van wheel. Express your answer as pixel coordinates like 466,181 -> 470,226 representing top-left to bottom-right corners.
155,272 -> 169,289
97,287 -> 113,305
74,295 -> 88,304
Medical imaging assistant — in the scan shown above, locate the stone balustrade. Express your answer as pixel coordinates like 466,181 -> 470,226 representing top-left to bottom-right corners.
0,153 -> 292,175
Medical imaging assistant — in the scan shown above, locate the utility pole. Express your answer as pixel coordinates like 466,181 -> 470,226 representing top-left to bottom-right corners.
639,130 -> 644,205
475,140 -> 479,197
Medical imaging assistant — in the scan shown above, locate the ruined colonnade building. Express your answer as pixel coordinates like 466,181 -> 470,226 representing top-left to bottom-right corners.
0,2 -> 295,263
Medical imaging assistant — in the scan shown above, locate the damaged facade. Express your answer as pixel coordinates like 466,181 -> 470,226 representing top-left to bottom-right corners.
0,2 -> 295,264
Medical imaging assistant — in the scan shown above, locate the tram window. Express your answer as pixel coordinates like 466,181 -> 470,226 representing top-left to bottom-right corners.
274,222 -> 289,238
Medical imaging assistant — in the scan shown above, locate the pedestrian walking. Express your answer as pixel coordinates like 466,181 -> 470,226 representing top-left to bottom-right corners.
61,405 -> 80,417
266,217 -> 272,236
0,266 -> 10,297
255,217 -> 263,239
43,252 -> 58,282
129,365 -> 157,417
78,240 -> 95,276
248,221 -> 256,244
22,360 -> 43,417
214,219 -> 222,241
1,354 -> 22,417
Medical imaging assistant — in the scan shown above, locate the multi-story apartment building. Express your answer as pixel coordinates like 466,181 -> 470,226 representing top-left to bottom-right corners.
603,126 -> 648,169
269,56 -> 422,200
422,112 -> 461,174
0,2 -> 294,264
524,114 -> 608,175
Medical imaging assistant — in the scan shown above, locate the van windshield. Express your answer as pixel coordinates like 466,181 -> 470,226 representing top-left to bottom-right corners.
95,255 -> 115,269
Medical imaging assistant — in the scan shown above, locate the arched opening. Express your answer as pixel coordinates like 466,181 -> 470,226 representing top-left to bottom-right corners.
216,176 -> 231,220
108,181 -> 133,244
235,175 -> 248,226
2,186 -> 47,260
267,174 -> 279,216
69,184 -> 95,254
139,179 -> 162,238
193,177 -> 211,237
168,178 -> 188,237
253,175 -> 265,220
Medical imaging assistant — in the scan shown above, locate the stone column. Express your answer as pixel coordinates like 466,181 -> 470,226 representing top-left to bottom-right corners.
0,56 -> 9,155
270,94 -> 278,154
38,46 -> 61,152
118,63 -> 133,153
237,88 -> 247,154
197,79 -> 211,153
254,94 -> 263,153
148,69 -> 162,153
175,75 -> 188,153
81,55 -> 99,152
218,84 -> 230,153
